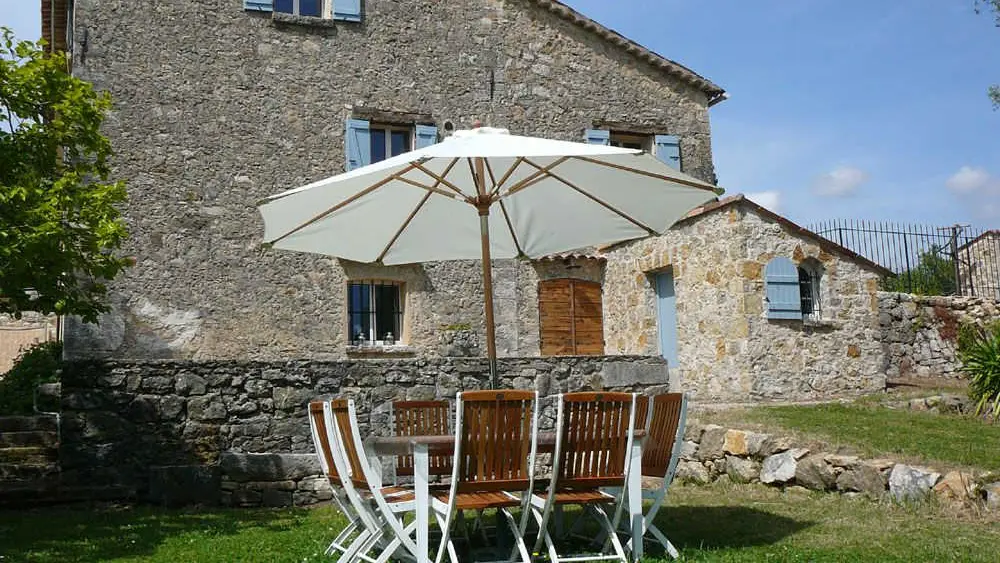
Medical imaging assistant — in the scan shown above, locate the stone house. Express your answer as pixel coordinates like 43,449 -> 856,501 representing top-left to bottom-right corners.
958,230 -> 1000,300
48,0 -> 891,402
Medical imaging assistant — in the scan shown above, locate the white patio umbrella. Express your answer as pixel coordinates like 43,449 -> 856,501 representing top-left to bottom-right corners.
258,127 -> 719,387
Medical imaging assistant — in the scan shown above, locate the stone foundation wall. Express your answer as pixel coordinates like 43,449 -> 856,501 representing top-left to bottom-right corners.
879,292 -> 1000,380
59,356 -> 670,505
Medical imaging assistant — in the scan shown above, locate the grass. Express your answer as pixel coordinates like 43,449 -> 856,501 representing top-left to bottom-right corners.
2,482 -> 998,562
709,401 -> 1000,473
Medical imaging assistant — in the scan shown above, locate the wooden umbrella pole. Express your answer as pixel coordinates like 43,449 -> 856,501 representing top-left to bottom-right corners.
474,156 -> 500,389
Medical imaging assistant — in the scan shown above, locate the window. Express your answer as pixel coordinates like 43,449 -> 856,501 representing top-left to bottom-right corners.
348,280 -> 403,345
765,257 -> 823,321
345,119 -> 437,171
245,0 -> 362,22
798,261 -> 823,320
371,125 -> 411,164
585,128 -> 681,170
538,279 -> 604,356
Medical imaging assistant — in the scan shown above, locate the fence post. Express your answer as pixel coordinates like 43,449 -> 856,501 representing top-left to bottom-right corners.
950,225 -> 962,297
903,235 -> 912,293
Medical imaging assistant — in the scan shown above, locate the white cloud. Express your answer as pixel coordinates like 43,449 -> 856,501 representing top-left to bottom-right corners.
812,166 -> 869,197
946,166 -> 995,194
946,166 -> 1000,220
745,190 -> 782,213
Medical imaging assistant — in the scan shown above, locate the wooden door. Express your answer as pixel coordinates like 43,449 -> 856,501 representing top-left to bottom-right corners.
539,279 -> 604,356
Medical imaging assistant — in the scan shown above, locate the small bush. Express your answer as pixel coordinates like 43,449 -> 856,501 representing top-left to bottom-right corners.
957,321 -> 1000,419
0,341 -> 62,415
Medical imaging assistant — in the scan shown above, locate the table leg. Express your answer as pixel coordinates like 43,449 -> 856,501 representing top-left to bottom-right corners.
414,442 -> 430,563
628,440 -> 643,562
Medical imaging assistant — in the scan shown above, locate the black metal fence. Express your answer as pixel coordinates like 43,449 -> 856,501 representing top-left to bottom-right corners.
809,220 -> 1000,299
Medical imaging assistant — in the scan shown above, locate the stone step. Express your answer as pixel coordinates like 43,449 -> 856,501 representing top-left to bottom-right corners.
0,416 -> 58,433
0,462 -> 59,481
0,431 -> 58,449
0,447 -> 58,466
0,482 -> 134,507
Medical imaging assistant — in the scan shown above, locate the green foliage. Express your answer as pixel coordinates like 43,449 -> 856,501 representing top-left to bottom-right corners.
880,247 -> 956,296
957,321 -> 1000,418
0,27 -> 129,323
976,1 -> 1000,108
0,340 -> 62,415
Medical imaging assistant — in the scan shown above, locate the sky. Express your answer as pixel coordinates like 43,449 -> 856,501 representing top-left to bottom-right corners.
2,0 -> 999,228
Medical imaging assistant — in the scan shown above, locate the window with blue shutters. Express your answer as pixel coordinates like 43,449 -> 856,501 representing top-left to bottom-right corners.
346,119 -> 433,171
765,257 -> 803,320
586,127 -> 683,171
246,0 -> 362,21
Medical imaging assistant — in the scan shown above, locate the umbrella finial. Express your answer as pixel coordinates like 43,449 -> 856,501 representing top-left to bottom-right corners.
471,119 -> 483,129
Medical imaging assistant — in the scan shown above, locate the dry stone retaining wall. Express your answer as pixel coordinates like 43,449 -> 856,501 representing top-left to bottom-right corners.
58,356 -> 669,506
879,292 -> 1000,380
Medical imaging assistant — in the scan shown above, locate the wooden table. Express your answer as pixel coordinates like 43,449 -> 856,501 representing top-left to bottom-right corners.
368,431 -> 647,563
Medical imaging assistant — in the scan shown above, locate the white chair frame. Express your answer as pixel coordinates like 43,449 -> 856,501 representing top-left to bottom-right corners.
431,390 -> 540,563
307,402 -> 366,558
530,392 -> 641,563
324,400 -> 421,563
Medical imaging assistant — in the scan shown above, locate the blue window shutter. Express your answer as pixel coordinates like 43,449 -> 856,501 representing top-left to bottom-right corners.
765,257 -> 802,320
414,124 -> 438,149
299,0 -> 320,16
345,118 -> 371,171
334,0 -> 363,21
244,0 -> 273,11
273,0 -> 292,13
654,134 -> 681,170
585,129 -> 610,145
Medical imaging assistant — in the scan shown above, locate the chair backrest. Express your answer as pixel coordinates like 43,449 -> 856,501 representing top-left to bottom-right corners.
635,395 -> 651,431
554,392 -> 636,489
453,390 -> 538,493
329,398 -> 371,490
642,393 -> 687,479
308,400 -> 339,480
392,400 -> 453,477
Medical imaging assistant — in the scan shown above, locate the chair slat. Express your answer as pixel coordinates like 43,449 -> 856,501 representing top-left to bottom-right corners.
393,400 -> 453,477
556,392 -> 633,489
642,393 -> 685,478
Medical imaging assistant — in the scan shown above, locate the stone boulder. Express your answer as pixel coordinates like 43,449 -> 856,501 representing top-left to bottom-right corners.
794,455 -> 836,491
933,471 -> 976,501
696,425 -> 727,461
723,430 -> 748,456
725,455 -> 760,484
888,464 -> 941,502
760,448 -> 809,484
836,463 -> 888,497
675,460 -> 711,485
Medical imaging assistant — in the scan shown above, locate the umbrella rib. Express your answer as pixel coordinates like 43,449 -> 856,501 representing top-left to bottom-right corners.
267,162 -> 419,246
467,158 -> 483,196
375,190 -> 433,264
503,156 -> 570,197
497,199 -> 525,257
520,158 -> 658,236
573,155 -> 718,193
491,157 -> 525,197
411,160 -> 466,197
394,175 -> 460,199
484,160 -> 499,193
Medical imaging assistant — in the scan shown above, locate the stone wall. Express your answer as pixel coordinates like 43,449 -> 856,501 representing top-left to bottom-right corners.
879,292 -> 1000,380
603,200 -> 886,402
66,0 -> 716,361
59,355 -> 670,504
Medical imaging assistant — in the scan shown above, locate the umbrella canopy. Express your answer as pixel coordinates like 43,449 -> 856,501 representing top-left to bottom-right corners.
258,127 -> 719,387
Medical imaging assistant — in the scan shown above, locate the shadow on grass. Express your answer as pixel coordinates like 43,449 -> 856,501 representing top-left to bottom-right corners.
0,504 -> 318,562
647,505 -> 812,556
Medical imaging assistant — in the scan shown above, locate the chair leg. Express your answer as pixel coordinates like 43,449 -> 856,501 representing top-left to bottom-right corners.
648,523 -> 679,560
592,506 -> 628,563
433,511 -> 460,563
531,505 -> 561,563
498,507 -> 531,563
338,528 -> 375,563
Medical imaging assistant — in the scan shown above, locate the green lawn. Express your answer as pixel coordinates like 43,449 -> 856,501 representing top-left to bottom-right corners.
726,402 -> 1000,472
2,482 -> 997,562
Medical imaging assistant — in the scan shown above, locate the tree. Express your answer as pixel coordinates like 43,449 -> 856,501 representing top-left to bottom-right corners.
881,246 -> 957,296
977,0 -> 1000,108
0,28 -> 129,323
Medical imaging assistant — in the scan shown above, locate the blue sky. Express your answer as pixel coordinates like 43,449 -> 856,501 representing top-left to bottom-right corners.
3,0 -> 998,228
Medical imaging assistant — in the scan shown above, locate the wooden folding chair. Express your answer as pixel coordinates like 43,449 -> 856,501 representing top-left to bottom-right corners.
326,399 -> 421,563
627,393 -> 688,559
530,392 -> 640,563
308,401 -> 369,559
392,400 -> 453,485
431,390 -> 539,563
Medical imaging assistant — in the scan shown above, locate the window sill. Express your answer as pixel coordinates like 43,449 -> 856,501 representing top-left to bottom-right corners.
803,318 -> 840,329
271,11 -> 358,28
346,344 -> 416,356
